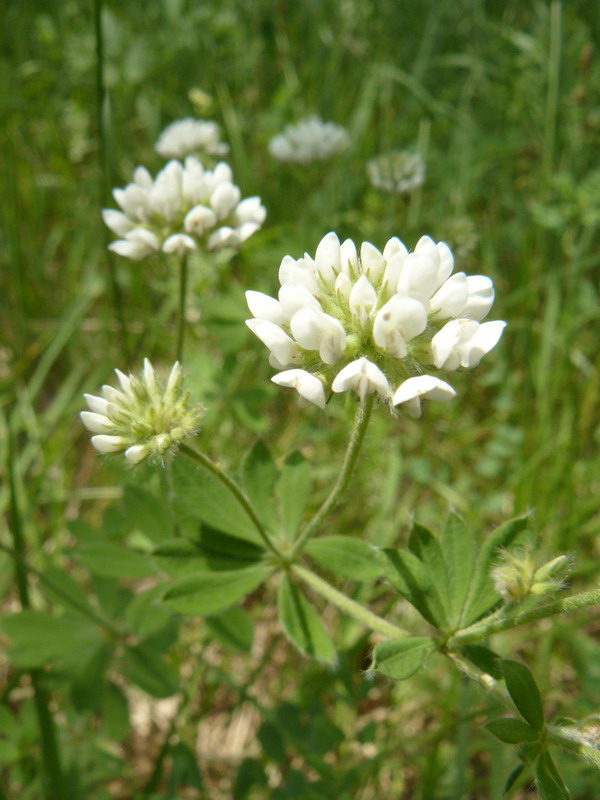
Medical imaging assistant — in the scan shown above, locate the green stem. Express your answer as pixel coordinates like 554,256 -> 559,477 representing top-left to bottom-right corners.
449,589 -> 600,648
180,444 -> 280,557
6,433 -> 66,800
290,395 -> 374,558
292,564 -> 410,640
175,253 -> 189,363
446,652 -> 512,707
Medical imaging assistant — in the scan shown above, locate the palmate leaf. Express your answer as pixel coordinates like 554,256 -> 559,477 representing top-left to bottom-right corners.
371,636 -> 436,680
242,440 -> 279,533
276,452 -> 312,539
277,575 -> 335,664
162,564 -> 272,617
305,536 -> 382,580
170,458 -> 264,546
377,547 -> 447,628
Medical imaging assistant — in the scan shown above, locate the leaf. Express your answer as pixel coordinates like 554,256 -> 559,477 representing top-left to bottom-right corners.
74,541 -> 157,579
408,523 -> 449,606
242,440 -> 279,532
126,583 -> 173,638
461,644 -> 503,680
440,514 -> 476,627
484,718 -> 539,744
462,516 -> 530,625
103,682 -> 130,740
122,483 -> 173,543
170,458 -> 264,546
370,636 -> 436,680
167,741 -> 203,792
276,452 -> 312,538
39,566 -> 98,620
305,536 -> 382,580
504,763 -> 525,793
163,564 -> 272,617
152,530 -> 264,577
536,751 -> 571,800
206,606 -> 254,652
121,642 -> 180,698
377,548 -> 446,628
1,610 -> 101,668
277,575 -> 335,663
71,642 -> 112,713
501,659 -> 545,731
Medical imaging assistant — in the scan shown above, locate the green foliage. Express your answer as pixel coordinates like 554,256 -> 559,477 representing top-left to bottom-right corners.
163,564 -> 272,616
304,536 -> 381,580
371,636 -> 436,680
501,659 -> 545,732
484,718 -> 539,744
277,576 -> 336,664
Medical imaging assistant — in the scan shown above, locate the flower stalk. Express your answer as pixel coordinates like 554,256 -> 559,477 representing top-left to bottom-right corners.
176,253 -> 189,362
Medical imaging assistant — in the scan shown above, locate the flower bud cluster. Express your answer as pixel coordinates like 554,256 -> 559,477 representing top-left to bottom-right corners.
367,151 -> 425,194
103,158 -> 266,260
155,118 -> 229,160
80,359 -> 203,465
492,549 -> 572,602
268,116 -> 350,164
246,232 -> 506,415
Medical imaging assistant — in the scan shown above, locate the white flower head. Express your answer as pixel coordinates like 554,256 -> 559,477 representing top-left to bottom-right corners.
246,232 -> 505,412
268,116 -> 350,164
155,118 -> 229,160
81,359 -> 204,464
367,151 -> 426,194
103,157 -> 265,260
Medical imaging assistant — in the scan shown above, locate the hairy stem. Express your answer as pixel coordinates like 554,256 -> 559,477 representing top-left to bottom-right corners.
180,444 -> 280,557
290,395 -> 374,558
175,253 -> 189,363
449,589 -> 600,648
446,652 -> 512,707
292,564 -> 410,640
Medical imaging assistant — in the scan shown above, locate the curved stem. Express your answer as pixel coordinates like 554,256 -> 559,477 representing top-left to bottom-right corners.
175,253 -> 189,363
290,396 -> 374,559
448,589 -> 600,648
292,564 -> 410,640
180,443 -> 280,557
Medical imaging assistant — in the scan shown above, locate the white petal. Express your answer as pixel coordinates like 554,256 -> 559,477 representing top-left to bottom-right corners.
334,272 -> 352,301
165,362 -> 182,398
80,411 -> 113,434
272,369 -> 326,408
108,238 -> 153,261
373,296 -> 427,357
125,445 -> 148,465
458,320 -> 506,367
429,272 -> 468,319
381,250 -> 408,296
246,290 -> 287,325
382,237 -> 407,262
102,209 -> 134,237
461,275 -> 495,321
162,234 -> 196,255
278,283 -> 322,318
431,319 -> 479,370
349,275 -> 377,326
143,359 -> 158,396
211,182 -> 242,218
278,255 -> 319,294
339,239 -> 358,276
314,232 -> 341,285
235,221 -> 261,242
114,369 -> 133,395
233,196 -> 267,225
90,435 -> 128,454
397,253 -> 438,304
435,241 -> 454,286
84,393 -> 110,415
393,375 -> 456,408
360,242 -> 385,284
246,319 -> 299,366
207,226 -> 237,250
184,205 -> 218,235
331,357 -> 391,402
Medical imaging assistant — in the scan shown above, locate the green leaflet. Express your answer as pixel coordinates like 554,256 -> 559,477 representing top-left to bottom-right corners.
276,452 -> 312,539
536,752 -> 571,800
206,605 -> 254,652
501,659 -> 545,731
484,718 -> 539,744
378,547 -> 447,628
162,564 -> 272,617
371,636 -> 436,680
440,514 -> 476,627
171,458 -> 264,546
277,575 -> 335,664
305,536 -> 382,580
242,440 -> 279,533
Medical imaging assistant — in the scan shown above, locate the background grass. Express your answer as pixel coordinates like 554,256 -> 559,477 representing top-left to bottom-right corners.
1,0 -> 600,798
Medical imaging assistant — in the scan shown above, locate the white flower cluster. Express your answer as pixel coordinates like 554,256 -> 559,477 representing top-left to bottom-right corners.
367,151 -> 425,194
268,116 -> 350,164
155,118 -> 229,160
246,233 -> 505,416
81,359 -> 203,464
103,158 -> 266,260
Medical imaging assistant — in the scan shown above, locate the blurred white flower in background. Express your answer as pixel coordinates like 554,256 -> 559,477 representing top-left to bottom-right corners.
155,118 -> 229,160
268,116 -> 350,164
103,158 -> 266,259
367,151 -> 425,194
81,359 -> 203,464
246,232 -> 505,416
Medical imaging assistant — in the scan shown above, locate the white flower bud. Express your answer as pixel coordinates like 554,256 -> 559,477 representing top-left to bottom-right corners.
272,369 -> 326,408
